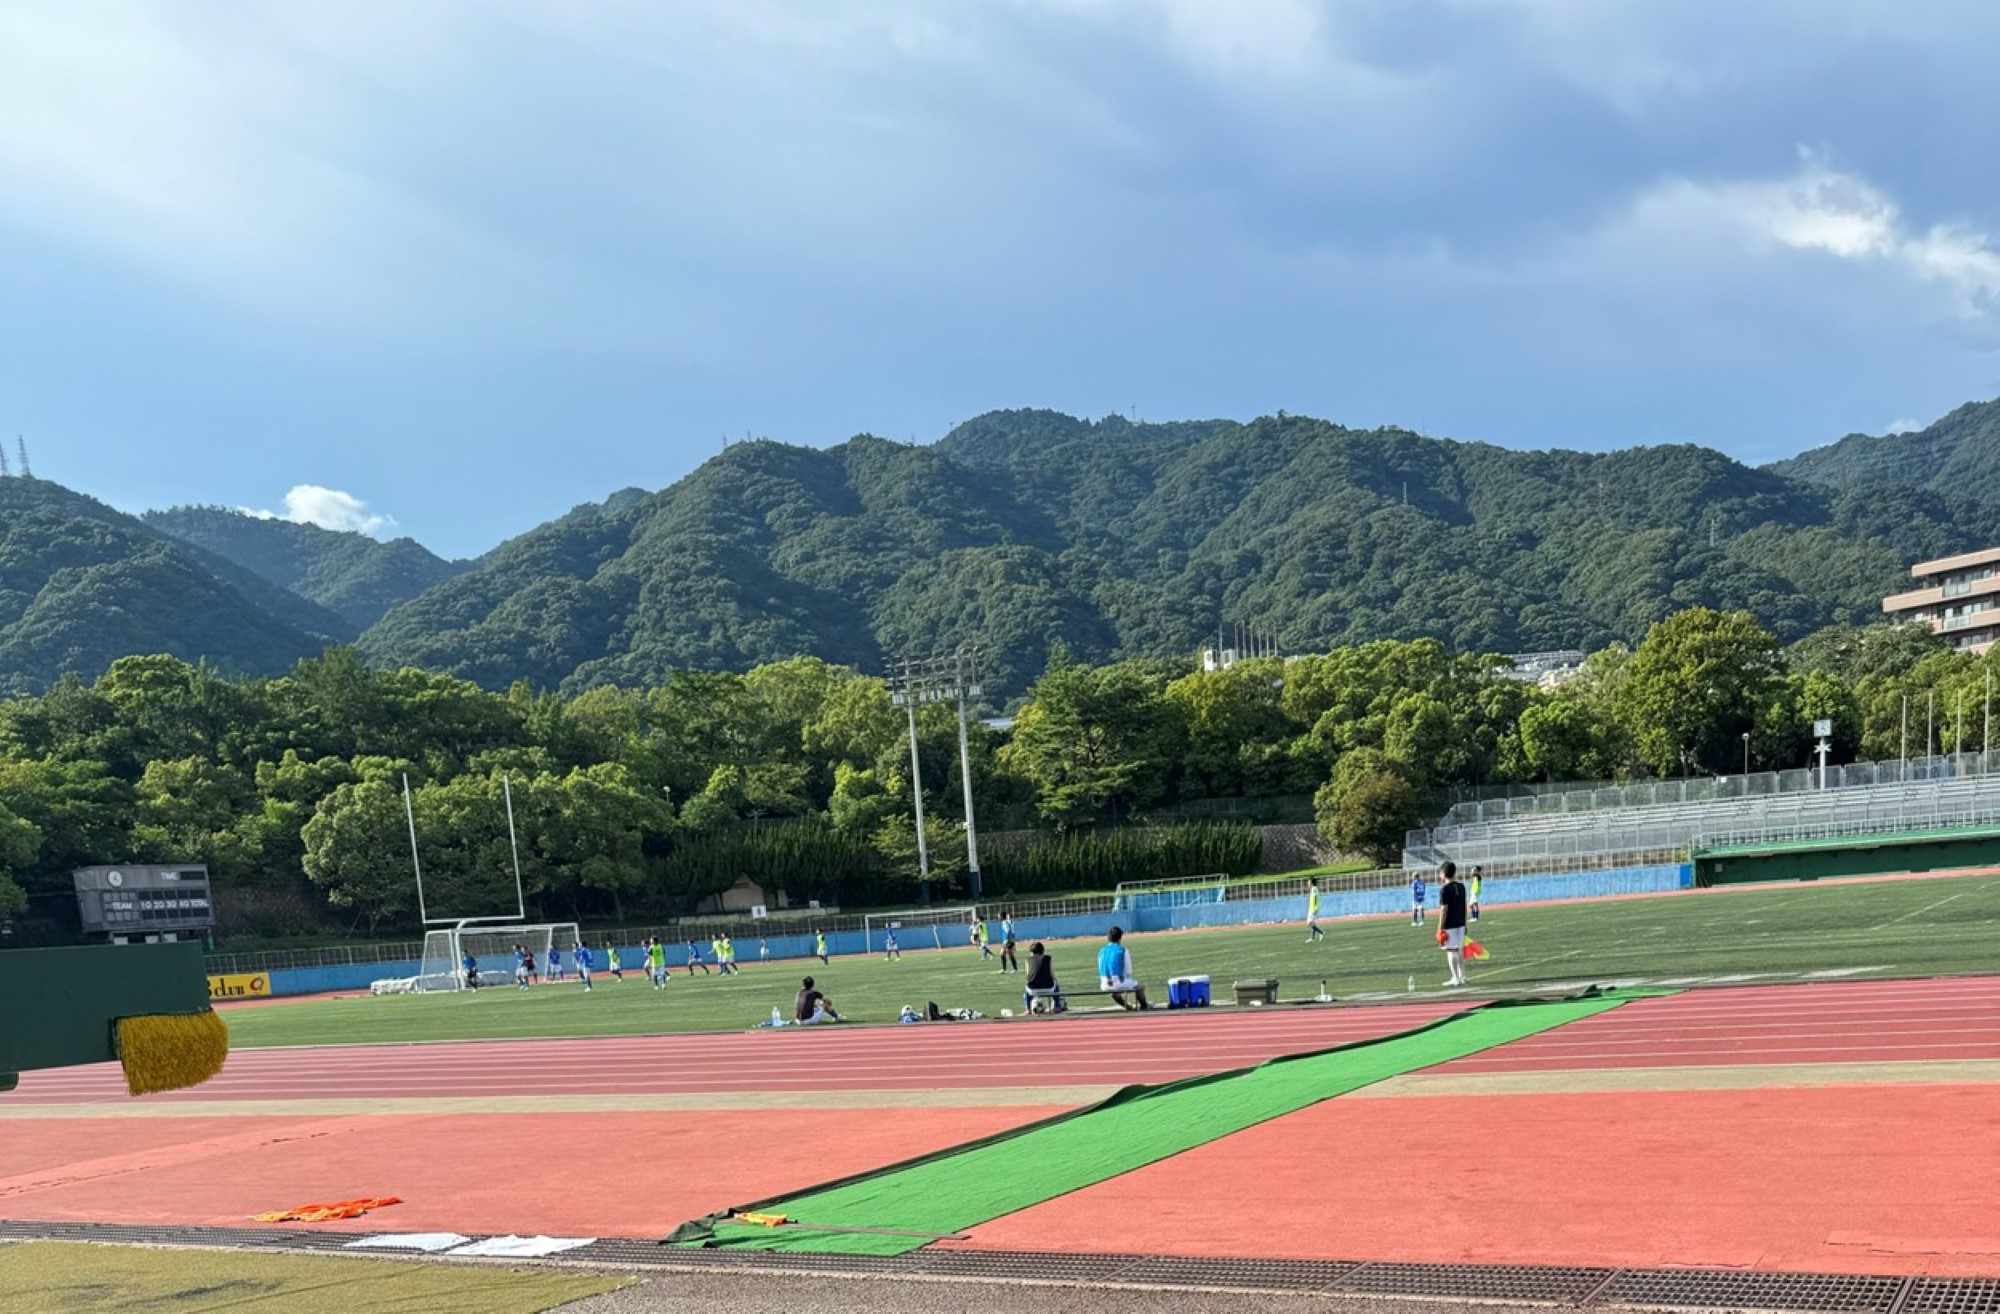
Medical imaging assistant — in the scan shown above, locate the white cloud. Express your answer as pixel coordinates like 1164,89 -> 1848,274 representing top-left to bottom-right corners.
240,486 -> 395,536
1885,418 -> 1924,434
1626,152 -> 2000,319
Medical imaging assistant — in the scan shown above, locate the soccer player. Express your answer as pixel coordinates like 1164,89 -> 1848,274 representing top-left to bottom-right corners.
794,975 -> 840,1025
1096,926 -> 1151,1011
686,940 -> 710,975
976,921 -> 993,960
814,930 -> 829,965
647,937 -> 668,988
574,940 -> 594,992
884,928 -> 900,961
607,941 -> 623,982
1438,861 -> 1469,987
548,944 -> 564,982
523,948 -> 538,984
1306,878 -> 1325,943
1411,873 -> 1427,926
721,934 -> 738,975
998,920 -> 1019,973
1470,866 -> 1483,922
460,949 -> 480,989
758,937 -> 769,962
514,946 -> 530,990
1024,941 -> 1064,1014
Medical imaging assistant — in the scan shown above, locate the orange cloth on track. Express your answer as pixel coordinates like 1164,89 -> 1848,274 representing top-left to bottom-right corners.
252,1196 -> 401,1222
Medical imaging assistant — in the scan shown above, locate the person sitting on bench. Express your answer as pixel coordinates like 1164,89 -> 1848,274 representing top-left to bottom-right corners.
1023,941 -> 1065,1014
794,976 -> 841,1025
1096,926 -> 1151,1011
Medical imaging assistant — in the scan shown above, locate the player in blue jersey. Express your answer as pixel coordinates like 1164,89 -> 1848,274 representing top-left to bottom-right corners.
1096,926 -> 1151,1011
1411,874 -> 1427,925
574,940 -> 594,992
883,928 -> 900,961
514,944 -> 531,990
547,944 -> 564,981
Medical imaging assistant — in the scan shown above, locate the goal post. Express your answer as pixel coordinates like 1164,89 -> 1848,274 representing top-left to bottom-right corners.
415,921 -> 582,991
863,905 -> 983,953
1113,872 -> 1229,912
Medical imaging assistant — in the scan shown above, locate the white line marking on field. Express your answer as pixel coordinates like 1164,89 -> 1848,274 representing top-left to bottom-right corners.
1883,890 -> 1974,926
1803,967 -> 1892,978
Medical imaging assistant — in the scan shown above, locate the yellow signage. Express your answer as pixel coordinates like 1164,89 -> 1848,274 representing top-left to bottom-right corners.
207,973 -> 270,1000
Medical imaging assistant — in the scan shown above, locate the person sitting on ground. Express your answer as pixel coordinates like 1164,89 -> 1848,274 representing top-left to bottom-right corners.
795,975 -> 841,1025
1096,926 -> 1151,1011
1024,941 -> 1065,1014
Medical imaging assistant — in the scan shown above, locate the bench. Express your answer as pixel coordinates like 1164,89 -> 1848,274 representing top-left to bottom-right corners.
1022,982 -> 1156,1015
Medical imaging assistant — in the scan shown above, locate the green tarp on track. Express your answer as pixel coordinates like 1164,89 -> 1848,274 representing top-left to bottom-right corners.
669,987 -> 1666,1256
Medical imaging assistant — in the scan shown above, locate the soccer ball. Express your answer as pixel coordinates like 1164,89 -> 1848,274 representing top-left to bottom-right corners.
1000,1008 -> 1014,1018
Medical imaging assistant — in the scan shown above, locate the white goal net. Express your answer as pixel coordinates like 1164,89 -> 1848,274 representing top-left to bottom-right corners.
414,922 -> 582,991
863,905 -> 984,953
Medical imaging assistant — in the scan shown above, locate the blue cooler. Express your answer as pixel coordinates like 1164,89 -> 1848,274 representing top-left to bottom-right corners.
1169,975 -> 1211,1008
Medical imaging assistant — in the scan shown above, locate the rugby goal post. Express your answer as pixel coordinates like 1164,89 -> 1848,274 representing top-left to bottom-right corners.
414,921 -> 582,991
1112,872 -> 1229,912
864,905 -> 983,953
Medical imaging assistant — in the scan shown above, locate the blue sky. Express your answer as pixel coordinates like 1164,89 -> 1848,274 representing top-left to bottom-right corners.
5,2 -> 2000,558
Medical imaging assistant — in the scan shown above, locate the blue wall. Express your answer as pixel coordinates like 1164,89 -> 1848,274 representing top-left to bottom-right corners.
258,863 -> 1692,997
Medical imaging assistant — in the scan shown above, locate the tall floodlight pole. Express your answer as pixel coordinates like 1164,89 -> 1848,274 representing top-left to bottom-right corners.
403,773 -> 428,924
1928,691 -> 1936,764
889,659 -> 931,901
1901,694 -> 1909,778
953,647 -> 984,902
1958,691 -> 1966,767
1986,669 -> 1992,770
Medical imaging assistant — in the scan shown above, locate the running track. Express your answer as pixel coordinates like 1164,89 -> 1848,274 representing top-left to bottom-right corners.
15,977 -> 2000,1105
1429,976 -> 2000,1073
8,1000 -> 1475,1104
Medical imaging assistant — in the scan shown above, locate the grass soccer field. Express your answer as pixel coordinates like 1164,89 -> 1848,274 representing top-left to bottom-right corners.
219,871 -> 2000,1048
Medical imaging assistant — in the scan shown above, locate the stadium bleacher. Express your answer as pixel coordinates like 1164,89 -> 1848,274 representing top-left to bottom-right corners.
1406,755 -> 2000,875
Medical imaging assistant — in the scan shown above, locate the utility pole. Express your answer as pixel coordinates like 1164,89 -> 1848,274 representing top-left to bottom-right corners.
1901,694 -> 1909,778
952,646 -> 984,902
15,437 -> 28,478
887,658 -> 931,902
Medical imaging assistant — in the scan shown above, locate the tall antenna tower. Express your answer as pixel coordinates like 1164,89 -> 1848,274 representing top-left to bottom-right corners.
14,437 -> 28,479
0,443 -> 10,477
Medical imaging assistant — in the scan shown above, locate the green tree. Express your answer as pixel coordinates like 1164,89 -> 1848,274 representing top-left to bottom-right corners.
1314,749 -> 1422,864
1618,609 -> 1782,776
300,779 -> 418,932
1002,655 -> 1187,825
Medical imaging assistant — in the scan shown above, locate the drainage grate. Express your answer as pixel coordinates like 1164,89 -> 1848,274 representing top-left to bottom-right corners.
909,1250 -> 1144,1283
1905,1278 -> 2000,1314
1119,1256 -> 1364,1291
1602,1269 -> 1906,1312
1342,1261 -> 1613,1303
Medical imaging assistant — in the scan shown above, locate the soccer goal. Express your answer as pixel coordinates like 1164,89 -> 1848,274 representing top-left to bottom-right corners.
864,905 -> 983,953
416,921 -> 582,991
1113,872 -> 1229,911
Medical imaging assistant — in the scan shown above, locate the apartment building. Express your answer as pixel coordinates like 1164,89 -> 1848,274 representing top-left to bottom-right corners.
1883,546 -> 2000,653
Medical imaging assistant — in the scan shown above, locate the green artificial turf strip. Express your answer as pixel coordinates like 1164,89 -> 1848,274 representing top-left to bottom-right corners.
220,872 -> 2000,1048
670,989 -> 1661,1256
0,1241 -> 620,1313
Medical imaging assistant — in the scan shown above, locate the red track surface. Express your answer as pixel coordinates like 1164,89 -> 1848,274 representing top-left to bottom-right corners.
11,1000 -> 1472,1104
1429,977 -> 2000,1074
5,977 -> 1999,1269
955,1084 -> 2000,1276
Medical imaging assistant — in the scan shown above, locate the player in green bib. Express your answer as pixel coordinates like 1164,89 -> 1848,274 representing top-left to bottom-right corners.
1305,878 -> 1324,943
646,937 -> 667,989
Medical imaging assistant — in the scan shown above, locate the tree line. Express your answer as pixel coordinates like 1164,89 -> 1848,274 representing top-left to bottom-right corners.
0,608 -> 1978,942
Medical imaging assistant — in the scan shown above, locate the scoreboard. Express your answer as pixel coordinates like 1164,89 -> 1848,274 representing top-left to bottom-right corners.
73,865 -> 214,942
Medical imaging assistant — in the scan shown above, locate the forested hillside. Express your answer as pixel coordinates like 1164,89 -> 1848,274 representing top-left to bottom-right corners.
145,507 -> 467,629
358,408 -> 2000,696
0,478 -> 353,694
1772,398 -> 2000,501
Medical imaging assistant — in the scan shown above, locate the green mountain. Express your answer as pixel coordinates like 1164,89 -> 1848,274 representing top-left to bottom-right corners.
143,506 -> 467,629
357,408 -> 2000,695
1770,398 -> 2000,500
0,478 -> 354,693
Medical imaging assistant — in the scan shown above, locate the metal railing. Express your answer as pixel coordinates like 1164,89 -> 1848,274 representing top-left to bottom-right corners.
1438,752 -> 2000,829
